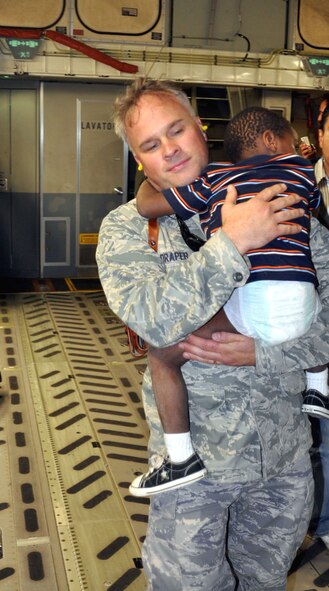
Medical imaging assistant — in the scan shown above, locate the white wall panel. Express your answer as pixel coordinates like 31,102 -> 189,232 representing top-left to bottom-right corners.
172,0 -> 286,53
0,45 -> 325,91
0,0 -> 328,91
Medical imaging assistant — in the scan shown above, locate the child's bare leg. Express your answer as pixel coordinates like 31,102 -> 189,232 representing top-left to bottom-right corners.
306,364 -> 328,374
128,309 -> 238,496
148,308 -> 237,440
148,342 -> 188,434
194,307 -> 238,338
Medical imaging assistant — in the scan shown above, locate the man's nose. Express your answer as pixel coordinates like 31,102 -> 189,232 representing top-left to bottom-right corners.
162,138 -> 179,159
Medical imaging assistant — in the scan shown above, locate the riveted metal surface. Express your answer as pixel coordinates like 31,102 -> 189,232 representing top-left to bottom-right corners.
0,293 -> 148,591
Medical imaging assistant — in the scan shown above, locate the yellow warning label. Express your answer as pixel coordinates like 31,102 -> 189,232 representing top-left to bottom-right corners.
80,233 -> 98,245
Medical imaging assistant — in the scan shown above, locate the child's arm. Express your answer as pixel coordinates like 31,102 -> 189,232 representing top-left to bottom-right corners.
136,179 -> 174,218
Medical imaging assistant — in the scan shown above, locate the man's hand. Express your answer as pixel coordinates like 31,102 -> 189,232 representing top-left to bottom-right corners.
178,332 -> 256,366
221,183 -> 304,254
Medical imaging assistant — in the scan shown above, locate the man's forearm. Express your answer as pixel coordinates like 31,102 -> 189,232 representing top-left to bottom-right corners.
97,206 -> 250,347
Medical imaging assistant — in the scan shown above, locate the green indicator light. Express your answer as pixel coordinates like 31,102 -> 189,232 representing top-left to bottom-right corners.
306,56 -> 329,77
6,38 -> 42,60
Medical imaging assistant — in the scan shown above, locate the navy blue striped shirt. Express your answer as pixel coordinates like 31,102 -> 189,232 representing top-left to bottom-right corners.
163,154 -> 320,285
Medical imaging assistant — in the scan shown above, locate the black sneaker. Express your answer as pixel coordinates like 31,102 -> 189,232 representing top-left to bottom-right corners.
302,389 -> 329,420
129,452 -> 207,497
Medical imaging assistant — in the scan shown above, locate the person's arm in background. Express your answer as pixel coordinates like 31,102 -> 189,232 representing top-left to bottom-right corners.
96,185 -> 304,347
179,218 -> 329,372
300,142 -> 317,162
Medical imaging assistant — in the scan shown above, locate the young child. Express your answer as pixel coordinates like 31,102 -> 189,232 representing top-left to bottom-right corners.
130,106 -> 329,497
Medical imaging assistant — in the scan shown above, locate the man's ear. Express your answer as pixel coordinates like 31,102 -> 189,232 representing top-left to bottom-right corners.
262,130 -> 277,152
196,117 -> 208,139
318,129 -> 324,150
133,154 -> 143,172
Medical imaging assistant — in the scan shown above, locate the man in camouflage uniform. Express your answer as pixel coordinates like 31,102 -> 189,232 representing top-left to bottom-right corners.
96,79 -> 329,590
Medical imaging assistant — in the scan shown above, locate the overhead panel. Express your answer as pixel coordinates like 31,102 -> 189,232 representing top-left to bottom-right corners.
74,0 -> 167,43
293,0 -> 329,54
0,0 -> 167,45
76,0 -> 161,35
0,0 -> 65,29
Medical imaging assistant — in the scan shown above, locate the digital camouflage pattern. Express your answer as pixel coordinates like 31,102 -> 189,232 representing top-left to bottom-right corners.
97,199 -> 329,481
97,199 -> 250,348
142,458 -> 314,590
96,200 -> 329,588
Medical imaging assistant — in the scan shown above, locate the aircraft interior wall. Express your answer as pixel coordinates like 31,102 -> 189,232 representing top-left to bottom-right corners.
0,0 -> 328,278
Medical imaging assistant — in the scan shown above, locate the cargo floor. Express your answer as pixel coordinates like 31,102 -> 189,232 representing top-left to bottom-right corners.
0,292 -> 327,590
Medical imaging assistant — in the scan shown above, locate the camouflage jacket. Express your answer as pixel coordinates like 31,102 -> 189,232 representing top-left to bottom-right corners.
96,199 -> 329,483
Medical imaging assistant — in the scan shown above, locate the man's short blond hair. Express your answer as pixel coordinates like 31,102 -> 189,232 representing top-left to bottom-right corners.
113,77 -> 196,144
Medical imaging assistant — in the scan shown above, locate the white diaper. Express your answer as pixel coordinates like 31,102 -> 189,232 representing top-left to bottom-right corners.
224,280 -> 321,345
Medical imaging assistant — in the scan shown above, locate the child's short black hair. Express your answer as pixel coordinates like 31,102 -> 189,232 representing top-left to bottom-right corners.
224,106 -> 292,163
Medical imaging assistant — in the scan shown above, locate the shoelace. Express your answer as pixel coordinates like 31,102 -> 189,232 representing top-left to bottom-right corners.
148,454 -> 166,471
147,454 -> 169,481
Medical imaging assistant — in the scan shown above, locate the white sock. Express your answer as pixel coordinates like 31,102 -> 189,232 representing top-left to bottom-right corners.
164,432 -> 194,463
306,368 -> 328,396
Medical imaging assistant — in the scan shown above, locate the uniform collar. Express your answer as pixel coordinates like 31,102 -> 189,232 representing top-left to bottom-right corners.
315,157 -> 329,182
